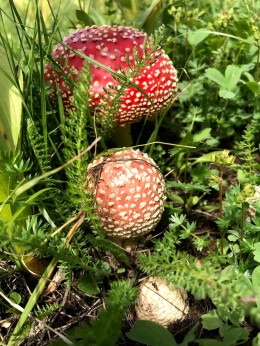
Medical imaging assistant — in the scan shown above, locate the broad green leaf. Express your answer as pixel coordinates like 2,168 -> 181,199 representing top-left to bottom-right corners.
228,235 -> 238,242
0,46 -> 23,224
193,151 -> 223,164
253,333 -> 260,346
220,325 -> 249,344
126,320 -> 177,346
245,81 -> 260,96
202,310 -> 224,330
253,243 -> 260,263
167,193 -> 184,204
6,291 -> 22,313
75,9 -> 95,26
205,68 -> 226,88
219,89 -> 236,99
77,273 -> 100,295
193,128 -> 212,142
0,174 -> 12,222
141,0 -> 164,34
0,46 -> 23,153
252,266 -> 260,307
224,65 -> 242,90
188,29 -> 210,47
9,291 -> 22,305
179,322 -> 198,346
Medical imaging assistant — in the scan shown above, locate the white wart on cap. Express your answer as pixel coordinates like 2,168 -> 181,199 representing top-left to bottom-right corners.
45,25 -> 178,126
135,276 -> 189,327
86,149 -> 165,239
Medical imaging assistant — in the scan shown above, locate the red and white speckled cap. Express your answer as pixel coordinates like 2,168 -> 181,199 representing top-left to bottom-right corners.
86,149 -> 165,239
45,25 -> 178,126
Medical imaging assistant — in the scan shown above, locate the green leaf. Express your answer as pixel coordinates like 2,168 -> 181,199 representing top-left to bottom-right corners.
219,89 -> 236,99
197,340 -> 223,346
9,292 -> 21,305
167,193 -> 184,204
188,29 -> 210,47
228,235 -> 238,242
141,0 -> 164,34
0,174 -> 13,222
245,81 -> 260,96
126,320 -> 177,346
193,151 -> 223,164
252,266 -> 260,307
179,322 -> 198,346
0,46 -> 23,153
253,333 -> 260,346
202,310 -> 224,330
193,128 -> 212,142
75,9 -> 95,26
220,325 -> 249,344
0,47 -> 23,224
77,273 -> 100,295
205,68 -> 226,88
253,243 -> 260,263
117,268 -> 125,274
224,65 -> 242,90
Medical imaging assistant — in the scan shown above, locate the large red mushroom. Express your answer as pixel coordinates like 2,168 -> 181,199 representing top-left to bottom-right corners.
45,25 -> 178,127
85,148 -> 165,241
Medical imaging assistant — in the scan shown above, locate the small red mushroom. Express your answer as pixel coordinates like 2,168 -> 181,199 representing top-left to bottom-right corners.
85,148 -> 165,240
45,25 -> 178,126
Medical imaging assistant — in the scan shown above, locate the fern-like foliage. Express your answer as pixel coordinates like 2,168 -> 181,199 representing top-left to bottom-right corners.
236,123 -> 259,184
34,302 -> 60,320
59,63 -> 95,216
27,118 -> 52,174
0,215 -> 50,253
0,216 -> 99,272
53,280 -> 137,346
0,151 -> 32,176
166,181 -> 210,194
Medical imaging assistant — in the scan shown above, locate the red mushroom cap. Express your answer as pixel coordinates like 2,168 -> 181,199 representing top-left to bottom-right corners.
86,148 -> 165,239
45,25 -> 178,126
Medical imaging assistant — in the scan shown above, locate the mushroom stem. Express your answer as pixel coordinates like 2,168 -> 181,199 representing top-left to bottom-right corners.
112,124 -> 133,147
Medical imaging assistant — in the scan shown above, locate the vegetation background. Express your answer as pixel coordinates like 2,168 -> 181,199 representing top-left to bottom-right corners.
0,0 -> 260,345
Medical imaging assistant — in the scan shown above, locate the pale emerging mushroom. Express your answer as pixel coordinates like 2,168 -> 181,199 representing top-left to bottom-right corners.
135,276 -> 189,327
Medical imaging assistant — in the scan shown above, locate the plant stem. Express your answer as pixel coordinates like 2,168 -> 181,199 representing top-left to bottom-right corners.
219,166 -> 224,254
219,167 -> 223,217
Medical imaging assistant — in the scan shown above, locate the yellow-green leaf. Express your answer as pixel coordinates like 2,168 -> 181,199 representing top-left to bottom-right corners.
0,46 -> 23,152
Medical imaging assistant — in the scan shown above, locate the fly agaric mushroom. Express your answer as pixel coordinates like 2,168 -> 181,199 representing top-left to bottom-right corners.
135,276 -> 189,327
45,25 -> 178,127
86,148 -> 165,240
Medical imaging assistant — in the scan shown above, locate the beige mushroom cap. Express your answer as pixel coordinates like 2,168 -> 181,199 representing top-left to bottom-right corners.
135,276 -> 189,327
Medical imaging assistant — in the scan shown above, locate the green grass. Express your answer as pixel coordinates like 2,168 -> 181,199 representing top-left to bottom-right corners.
0,0 -> 260,345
